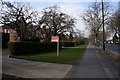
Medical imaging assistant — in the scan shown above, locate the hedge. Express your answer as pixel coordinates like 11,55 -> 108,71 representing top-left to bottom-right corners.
22,38 -> 40,42
63,42 -> 75,47
8,42 -> 62,55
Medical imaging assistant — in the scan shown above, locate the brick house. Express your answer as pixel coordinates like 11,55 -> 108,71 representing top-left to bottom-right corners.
35,25 -> 54,42
35,25 -> 71,42
0,27 -> 18,42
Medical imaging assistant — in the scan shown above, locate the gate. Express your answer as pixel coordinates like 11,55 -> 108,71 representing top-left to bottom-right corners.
2,33 -> 9,48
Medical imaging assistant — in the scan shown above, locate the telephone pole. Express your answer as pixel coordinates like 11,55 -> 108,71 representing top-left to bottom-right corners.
102,0 -> 105,51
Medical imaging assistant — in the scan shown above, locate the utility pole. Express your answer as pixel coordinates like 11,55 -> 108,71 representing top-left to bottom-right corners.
102,0 -> 105,51
118,1 -> 120,45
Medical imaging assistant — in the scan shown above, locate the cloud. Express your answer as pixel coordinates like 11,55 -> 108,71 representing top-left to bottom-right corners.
59,3 -> 88,33
5,0 -> 120,2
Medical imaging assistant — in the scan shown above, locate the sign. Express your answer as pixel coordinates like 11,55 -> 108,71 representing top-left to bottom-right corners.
51,36 -> 59,55
51,36 -> 59,42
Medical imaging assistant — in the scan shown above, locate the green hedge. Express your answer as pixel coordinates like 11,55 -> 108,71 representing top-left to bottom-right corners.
63,42 -> 75,47
22,38 -> 40,42
8,42 -> 62,55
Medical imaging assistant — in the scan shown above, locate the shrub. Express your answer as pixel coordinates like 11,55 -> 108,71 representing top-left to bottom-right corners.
8,42 -> 62,56
22,37 -> 40,42
63,42 -> 75,47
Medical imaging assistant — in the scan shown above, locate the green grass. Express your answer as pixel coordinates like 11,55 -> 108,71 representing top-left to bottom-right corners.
15,45 -> 88,65
76,44 -> 88,48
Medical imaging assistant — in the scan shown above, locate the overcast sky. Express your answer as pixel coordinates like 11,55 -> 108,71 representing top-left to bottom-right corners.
2,0 -> 119,37
30,2 -> 88,36
29,1 -> 118,37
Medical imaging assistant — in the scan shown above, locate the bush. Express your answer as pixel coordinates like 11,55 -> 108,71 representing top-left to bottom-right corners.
8,42 -> 62,56
63,42 -> 75,47
22,37 -> 40,42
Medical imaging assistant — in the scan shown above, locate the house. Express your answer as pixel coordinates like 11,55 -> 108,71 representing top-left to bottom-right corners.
35,25 -> 54,42
35,25 -> 72,42
0,27 -> 18,42
113,33 -> 119,44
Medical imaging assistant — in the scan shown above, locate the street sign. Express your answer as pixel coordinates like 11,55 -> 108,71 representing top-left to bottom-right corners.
51,36 -> 59,55
51,36 -> 59,42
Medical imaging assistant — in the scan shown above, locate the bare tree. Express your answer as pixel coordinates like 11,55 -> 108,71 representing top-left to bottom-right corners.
74,29 -> 84,41
82,2 -> 111,45
108,7 -> 120,44
73,29 -> 87,44
38,5 -> 76,41
0,0 -> 38,40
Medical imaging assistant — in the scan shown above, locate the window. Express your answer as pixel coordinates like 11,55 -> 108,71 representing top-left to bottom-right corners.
12,30 -> 16,33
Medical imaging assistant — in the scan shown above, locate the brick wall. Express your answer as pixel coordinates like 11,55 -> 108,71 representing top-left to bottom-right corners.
0,28 -> 18,42
10,33 -> 18,42
0,28 -> 3,33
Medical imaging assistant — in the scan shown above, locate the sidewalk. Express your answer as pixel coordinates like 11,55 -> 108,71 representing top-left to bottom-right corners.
2,53 -> 72,78
69,44 -> 119,78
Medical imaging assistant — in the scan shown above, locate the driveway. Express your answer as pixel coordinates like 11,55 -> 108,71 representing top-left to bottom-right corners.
2,49 -> 72,78
2,56 -> 72,78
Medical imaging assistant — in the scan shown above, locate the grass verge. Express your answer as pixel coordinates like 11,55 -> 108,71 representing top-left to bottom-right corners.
94,45 -> 120,68
14,45 -> 87,65
102,51 -> 120,68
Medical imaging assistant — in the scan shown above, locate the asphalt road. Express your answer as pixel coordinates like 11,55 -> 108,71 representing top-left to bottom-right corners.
99,43 -> 120,54
105,44 -> 120,54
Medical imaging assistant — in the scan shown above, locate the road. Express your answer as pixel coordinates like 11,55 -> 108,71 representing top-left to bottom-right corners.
99,43 -> 120,54
105,44 -> 120,54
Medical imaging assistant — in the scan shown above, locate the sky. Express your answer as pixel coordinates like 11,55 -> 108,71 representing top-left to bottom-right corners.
29,1 -> 119,37
30,2 -> 89,36
1,0 -> 119,37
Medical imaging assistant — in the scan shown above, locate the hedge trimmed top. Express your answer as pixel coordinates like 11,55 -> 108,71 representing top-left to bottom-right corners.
8,42 -> 61,55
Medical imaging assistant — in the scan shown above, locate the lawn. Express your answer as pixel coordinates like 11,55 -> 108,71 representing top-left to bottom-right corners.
15,45 -> 88,64
76,44 -> 88,48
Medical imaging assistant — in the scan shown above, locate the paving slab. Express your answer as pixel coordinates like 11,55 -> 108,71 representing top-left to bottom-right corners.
2,56 -> 72,78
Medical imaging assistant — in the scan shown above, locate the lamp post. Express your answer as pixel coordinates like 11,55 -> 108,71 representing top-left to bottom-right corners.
102,0 -> 105,51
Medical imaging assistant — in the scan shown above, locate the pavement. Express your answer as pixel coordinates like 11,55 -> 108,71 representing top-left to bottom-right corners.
0,48 -> 2,80
2,49 -> 72,78
69,44 -> 119,78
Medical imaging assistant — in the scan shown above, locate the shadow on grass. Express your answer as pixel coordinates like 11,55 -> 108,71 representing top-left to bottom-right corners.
10,47 -> 87,65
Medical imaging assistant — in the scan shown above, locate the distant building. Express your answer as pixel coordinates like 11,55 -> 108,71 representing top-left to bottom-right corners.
113,33 -> 119,44
0,27 -> 18,42
35,25 -> 71,42
35,25 -> 54,41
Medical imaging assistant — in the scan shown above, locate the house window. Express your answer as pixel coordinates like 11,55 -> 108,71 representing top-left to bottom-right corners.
4,29 -> 11,33
4,29 -> 8,33
7,30 -> 10,33
12,30 -> 16,33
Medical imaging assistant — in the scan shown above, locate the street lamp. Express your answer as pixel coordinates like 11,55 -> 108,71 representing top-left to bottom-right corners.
102,0 -> 105,51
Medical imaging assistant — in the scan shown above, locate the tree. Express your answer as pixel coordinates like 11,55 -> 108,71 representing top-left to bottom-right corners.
38,5 -> 76,42
73,29 -> 87,44
108,7 -> 120,44
0,1 -> 38,40
97,31 -> 111,42
82,2 -> 111,45
74,29 -> 84,41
